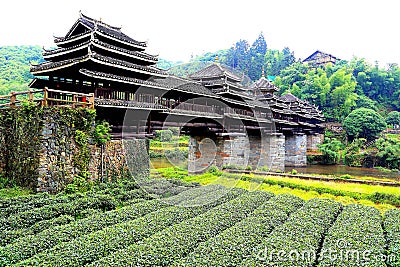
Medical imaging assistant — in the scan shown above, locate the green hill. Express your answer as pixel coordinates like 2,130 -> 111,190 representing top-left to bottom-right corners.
0,46 -> 44,96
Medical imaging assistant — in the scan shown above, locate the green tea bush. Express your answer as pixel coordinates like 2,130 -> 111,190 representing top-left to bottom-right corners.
317,204 -> 386,267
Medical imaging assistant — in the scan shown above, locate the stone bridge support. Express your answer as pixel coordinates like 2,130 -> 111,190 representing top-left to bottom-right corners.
285,133 -> 307,167
306,133 -> 324,152
188,133 -> 285,174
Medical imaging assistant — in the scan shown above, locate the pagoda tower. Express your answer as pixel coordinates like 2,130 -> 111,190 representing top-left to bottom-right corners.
31,13 -> 167,94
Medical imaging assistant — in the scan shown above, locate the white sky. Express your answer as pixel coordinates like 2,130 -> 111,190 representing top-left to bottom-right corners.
1,0 -> 399,66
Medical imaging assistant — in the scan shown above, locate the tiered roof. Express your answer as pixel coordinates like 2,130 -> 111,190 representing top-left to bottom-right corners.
55,13 -> 147,50
189,63 -> 253,101
31,12 -> 164,85
279,93 -> 325,122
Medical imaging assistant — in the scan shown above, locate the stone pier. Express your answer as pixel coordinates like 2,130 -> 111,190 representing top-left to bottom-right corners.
306,133 -> 324,152
285,133 -> 307,167
188,133 -> 285,173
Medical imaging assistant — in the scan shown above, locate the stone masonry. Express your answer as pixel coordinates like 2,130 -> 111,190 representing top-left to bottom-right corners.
285,133 -> 307,167
188,133 -> 285,173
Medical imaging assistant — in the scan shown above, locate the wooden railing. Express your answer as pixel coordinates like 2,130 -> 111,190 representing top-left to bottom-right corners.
0,88 -> 94,109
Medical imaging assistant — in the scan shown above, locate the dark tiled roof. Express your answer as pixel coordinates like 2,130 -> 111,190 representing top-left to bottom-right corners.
279,93 -> 300,103
153,76 -> 218,98
58,13 -> 147,49
280,93 -> 324,120
189,64 -> 242,82
79,69 -> 169,90
32,53 -> 166,77
251,77 -> 279,92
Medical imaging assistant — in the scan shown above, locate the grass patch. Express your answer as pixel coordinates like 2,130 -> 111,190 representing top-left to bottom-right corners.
0,187 -> 33,198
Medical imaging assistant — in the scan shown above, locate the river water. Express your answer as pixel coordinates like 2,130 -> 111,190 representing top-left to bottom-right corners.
150,158 -> 400,181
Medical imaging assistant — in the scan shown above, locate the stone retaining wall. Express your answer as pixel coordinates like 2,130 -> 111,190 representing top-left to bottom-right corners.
0,107 -> 149,193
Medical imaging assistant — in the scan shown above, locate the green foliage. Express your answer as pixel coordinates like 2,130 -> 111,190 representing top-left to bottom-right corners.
88,191 -> 269,267
0,46 -> 44,96
318,205 -> 385,267
375,135 -> 400,169
317,137 -> 344,164
176,194 -> 304,267
154,129 -> 173,142
343,138 -> 367,167
384,209 -> 400,267
243,199 -> 342,267
15,187 -> 244,267
343,108 -> 387,141
94,121 -> 111,145
386,111 -> 400,127
339,174 -> 353,180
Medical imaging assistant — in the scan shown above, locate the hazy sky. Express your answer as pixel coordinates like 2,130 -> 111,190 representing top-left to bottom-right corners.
1,0 -> 399,66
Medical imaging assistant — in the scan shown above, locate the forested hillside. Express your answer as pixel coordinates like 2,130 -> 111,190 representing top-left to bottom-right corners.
0,46 -> 44,95
168,33 -> 400,122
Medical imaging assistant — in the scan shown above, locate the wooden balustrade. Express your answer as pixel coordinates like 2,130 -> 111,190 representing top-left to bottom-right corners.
0,88 -> 94,109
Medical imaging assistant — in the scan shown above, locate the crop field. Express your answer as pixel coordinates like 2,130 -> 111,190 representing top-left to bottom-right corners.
0,180 -> 399,267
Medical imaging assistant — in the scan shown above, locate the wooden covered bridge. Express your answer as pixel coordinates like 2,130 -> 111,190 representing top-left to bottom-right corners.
6,13 -> 325,172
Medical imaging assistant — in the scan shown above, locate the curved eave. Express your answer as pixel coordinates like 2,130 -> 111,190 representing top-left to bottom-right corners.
226,81 -> 248,91
43,41 -> 90,60
44,40 -> 158,64
96,30 -> 146,50
273,119 -> 299,126
54,32 -> 92,46
91,40 -> 157,63
170,87 -> 220,99
79,69 -> 169,91
91,54 -> 166,77
30,55 -> 90,75
216,89 -> 254,101
31,54 -> 167,78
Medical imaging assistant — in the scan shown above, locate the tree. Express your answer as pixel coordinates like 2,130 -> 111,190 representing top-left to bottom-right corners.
317,137 -> 344,164
375,135 -> 400,169
343,108 -> 387,141
386,111 -> 400,128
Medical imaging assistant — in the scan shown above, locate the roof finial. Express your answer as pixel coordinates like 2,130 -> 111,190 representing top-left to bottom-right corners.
215,54 -> 219,63
261,66 -> 265,78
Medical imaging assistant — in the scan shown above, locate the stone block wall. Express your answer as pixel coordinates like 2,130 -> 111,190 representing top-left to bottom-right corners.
0,123 -> 6,177
285,134 -> 307,167
89,139 -> 149,183
188,136 -> 221,174
37,116 -> 78,192
188,134 -> 285,173
0,107 -> 149,193
307,133 -> 324,152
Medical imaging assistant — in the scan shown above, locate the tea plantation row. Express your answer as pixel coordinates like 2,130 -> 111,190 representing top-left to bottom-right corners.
0,181 -> 399,267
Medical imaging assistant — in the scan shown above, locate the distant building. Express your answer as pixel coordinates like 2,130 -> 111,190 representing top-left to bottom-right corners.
302,50 -> 339,67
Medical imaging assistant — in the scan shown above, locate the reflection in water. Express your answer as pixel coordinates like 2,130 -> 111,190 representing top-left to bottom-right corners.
150,158 -> 400,181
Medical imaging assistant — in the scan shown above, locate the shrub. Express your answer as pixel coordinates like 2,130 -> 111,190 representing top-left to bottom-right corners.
176,194 -> 304,267
242,198 -> 342,267
317,205 -> 386,267
87,191 -> 272,267
384,209 -> 400,267
155,130 -> 173,142
16,188 -> 245,267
